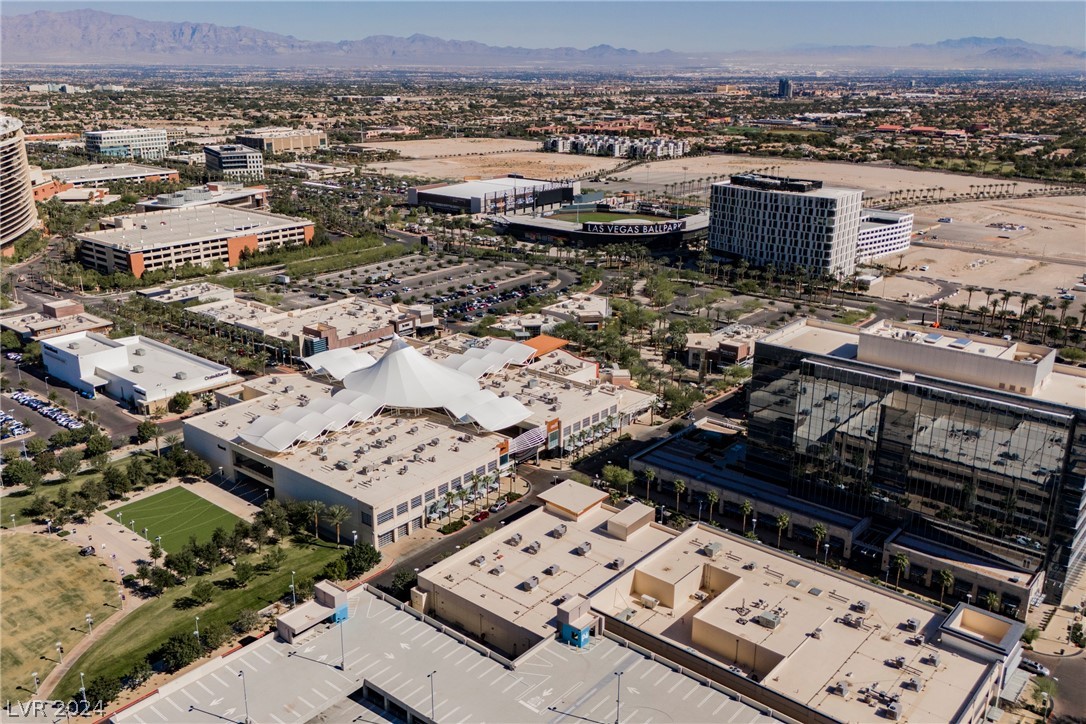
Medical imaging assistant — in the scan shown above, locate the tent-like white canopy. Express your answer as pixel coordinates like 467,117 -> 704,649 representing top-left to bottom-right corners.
304,398 -> 371,428
302,348 -> 377,380
330,389 -> 384,419
342,336 -> 480,409
238,416 -> 308,453
461,395 -> 532,432
443,388 -> 501,420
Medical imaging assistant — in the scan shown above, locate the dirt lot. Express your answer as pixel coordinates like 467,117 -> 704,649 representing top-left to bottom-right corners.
357,137 -> 541,158
614,155 -> 1052,201
364,150 -> 621,182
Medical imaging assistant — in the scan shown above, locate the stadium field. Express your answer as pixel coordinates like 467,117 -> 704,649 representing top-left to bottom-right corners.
549,211 -> 673,223
110,486 -> 243,553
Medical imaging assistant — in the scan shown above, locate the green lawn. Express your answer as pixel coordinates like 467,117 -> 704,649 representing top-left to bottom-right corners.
550,211 -> 673,223
110,487 -> 242,553
53,540 -> 341,701
1,470 -> 103,527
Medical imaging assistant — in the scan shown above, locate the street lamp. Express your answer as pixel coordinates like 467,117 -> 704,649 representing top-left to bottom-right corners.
85,613 -> 93,634
291,571 -> 296,608
751,516 -> 758,537
129,519 -> 135,531
10,513 -> 15,528
142,527 -> 148,539
116,512 -> 122,524
217,466 -> 223,483
79,672 -> 87,705
55,642 -> 63,663
824,543 -> 830,565
614,671 -> 624,724
352,530 -> 357,547
194,616 -> 200,643
238,670 -> 250,724
427,670 -> 437,722
32,671 -> 39,694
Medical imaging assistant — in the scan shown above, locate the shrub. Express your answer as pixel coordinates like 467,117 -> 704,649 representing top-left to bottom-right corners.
191,580 -> 216,604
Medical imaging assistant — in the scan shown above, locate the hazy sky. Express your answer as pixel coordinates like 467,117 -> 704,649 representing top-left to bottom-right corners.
5,1 -> 1085,51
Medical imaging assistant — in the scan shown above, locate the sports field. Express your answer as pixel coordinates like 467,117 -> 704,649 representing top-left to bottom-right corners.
550,212 -> 673,223
0,534 -> 116,702
110,487 -> 242,553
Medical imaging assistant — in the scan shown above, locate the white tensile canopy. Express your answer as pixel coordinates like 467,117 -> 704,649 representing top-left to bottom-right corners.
237,416 -> 308,453
342,336 -> 479,409
301,348 -> 377,380
461,395 -> 532,432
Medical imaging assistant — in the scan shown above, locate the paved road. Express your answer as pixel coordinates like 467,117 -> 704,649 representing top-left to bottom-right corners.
1030,650 -> 1085,719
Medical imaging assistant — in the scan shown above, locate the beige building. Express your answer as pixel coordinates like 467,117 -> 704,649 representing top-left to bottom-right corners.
236,127 -> 327,154
540,293 -> 611,329
1,299 -> 112,341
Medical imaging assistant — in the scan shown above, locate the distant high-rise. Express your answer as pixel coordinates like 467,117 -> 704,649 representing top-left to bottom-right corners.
709,173 -> 863,277
778,78 -> 794,99
204,144 -> 265,180
0,116 -> 38,256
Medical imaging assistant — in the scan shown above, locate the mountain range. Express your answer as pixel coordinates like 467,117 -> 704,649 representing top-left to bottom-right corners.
2,9 -> 1083,70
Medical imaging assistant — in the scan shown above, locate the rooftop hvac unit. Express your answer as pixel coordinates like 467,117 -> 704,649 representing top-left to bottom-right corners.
490,564 -> 504,576
905,618 -> 920,632
428,456 -> 436,463
408,426 -> 418,434
575,541 -> 592,556
429,437 -> 440,446
471,555 -> 486,567
523,576 -> 539,591
924,652 -> 941,667
753,611 -> 781,629
702,542 -> 724,559
640,594 -> 659,610
508,533 -> 523,546
544,564 -> 561,576
412,453 -> 422,462
316,446 -> 325,454
68,342 -> 80,349
132,347 -> 145,356
833,681 -> 850,697
359,466 -> 369,475
526,540 -> 542,555
552,524 -> 568,539
361,444 -> 370,453
886,703 -> 902,721
527,378 -> 538,388
385,456 -> 394,465
556,593 -> 570,605
335,460 -> 349,470
175,371 -> 188,380
853,600 -> 870,614
321,455 -> 328,462
610,557 -> 625,570
131,365 -> 144,373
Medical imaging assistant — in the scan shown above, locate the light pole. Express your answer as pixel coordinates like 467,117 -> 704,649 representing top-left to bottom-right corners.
217,466 -> 223,483
339,618 -> 347,671
142,527 -> 148,539
55,642 -> 63,663
116,512 -> 122,524
10,513 -> 15,528
823,543 -> 830,565
751,516 -> 758,538
352,530 -> 357,547
79,672 -> 87,706
290,570 -> 296,608
86,613 -> 93,634
194,616 -> 200,644
614,670 -> 624,724
238,670 -> 250,724
698,500 -> 703,523
32,671 -> 39,694
427,670 -> 437,722
129,519 -> 135,532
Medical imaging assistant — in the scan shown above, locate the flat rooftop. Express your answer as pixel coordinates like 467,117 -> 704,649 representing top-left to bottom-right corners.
238,126 -> 324,138
188,375 -> 506,510
0,309 -> 112,339
50,163 -> 174,184
189,296 -> 430,342
419,491 -> 676,642
541,293 -> 610,319
593,525 -> 997,724
113,586 -> 781,724
138,282 -> 233,304
720,173 -> 861,201
762,318 -> 1084,408
425,176 -> 560,201
76,205 -> 311,252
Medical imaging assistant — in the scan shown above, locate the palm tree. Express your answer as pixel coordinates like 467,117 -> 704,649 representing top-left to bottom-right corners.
469,474 -> 482,514
983,591 -> 1000,612
937,568 -> 955,606
1018,292 -> 1035,319
326,504 -> 350,546
776,513 -> 790,549
964,285 -> 979,309
706,490 -> 719,525
644,469 -> 656,501
892,552 -> 910,589
163,433 -> 181,455
673,479 -> 686,515
444,491 -> 456,526
304,500 -> 326,541
740,499 -> 753,532
812,522 -> 827,559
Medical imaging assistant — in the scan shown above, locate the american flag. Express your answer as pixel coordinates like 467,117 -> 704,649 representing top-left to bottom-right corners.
509,426 -> 547,455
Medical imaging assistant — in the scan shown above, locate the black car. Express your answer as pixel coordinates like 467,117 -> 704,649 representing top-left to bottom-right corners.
79,546 -> 96,556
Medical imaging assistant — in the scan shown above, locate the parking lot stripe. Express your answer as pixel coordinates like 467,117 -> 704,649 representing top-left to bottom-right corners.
667,677 -> 684,694
682,683 -> 698,700
180,689 -> 198,704
654,671 -> 669,686
168,698 -> 184,712
699,692 -> 714,707
728,706 -> 749,722
196,681 -> 214,696
402,684 -> 425,704
210,673 -> 226,687
712,701 -> 729,716
442,706 -> 460,720
455,650 -> 474,666
467,658 -> 485,673
251,649 -> 271,664
268,715 -> 286,723
296,696 -> 313,710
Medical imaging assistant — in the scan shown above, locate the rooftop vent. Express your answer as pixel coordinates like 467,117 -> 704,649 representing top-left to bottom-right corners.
575,541 -> 592,556
544,564 -> 561,576
640,594 -> 659,609
526,540 -> 542,555
852,600 -> 870,614
132,347 -> 145,356
490,564 -> 504,576
905,618 -> 920,633
552,524 -> 568,539
702,542 -> 723,559
131,364 -> 144,373
471,555 -> 486,567
610,557 -> 624,570
507,533 -> 523,546
522,576 -> 539,591
175,371 -> 188,380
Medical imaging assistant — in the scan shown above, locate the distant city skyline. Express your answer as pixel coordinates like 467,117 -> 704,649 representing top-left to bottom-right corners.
4,1 -> 1085,52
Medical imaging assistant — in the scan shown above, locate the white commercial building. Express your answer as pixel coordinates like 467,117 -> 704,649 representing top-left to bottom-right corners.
83,129 -> 169,160
857,209 -> 914,262
40,331 -> 241,413
709,173 -> 864,277
540,293 -> 611,329
204,144 -> 265,180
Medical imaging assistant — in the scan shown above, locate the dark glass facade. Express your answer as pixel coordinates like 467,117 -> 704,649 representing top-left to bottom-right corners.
748,340 -> 1086,603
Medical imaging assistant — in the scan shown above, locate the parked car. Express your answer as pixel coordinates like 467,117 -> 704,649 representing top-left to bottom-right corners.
79,546 -> 96,556
489,499 -> 508,513
472,510 -> 490,523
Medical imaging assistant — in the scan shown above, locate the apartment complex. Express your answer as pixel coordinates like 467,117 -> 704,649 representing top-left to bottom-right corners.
747,318 -> 1086,611
77,205 -> 313,277
204,144 -> 265,180
709,173 -> 864,276
235,127 -> 327,154
857,209 -> 914,262
83,128 -> 169,160
0,116 -> 38,255
544,134 -> 689,158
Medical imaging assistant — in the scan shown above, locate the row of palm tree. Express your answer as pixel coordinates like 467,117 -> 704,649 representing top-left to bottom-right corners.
300,500 -> 352,545
438,472 -> 506,526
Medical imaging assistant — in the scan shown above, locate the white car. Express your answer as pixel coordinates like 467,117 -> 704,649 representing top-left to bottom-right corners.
1019,658 -> 1050,677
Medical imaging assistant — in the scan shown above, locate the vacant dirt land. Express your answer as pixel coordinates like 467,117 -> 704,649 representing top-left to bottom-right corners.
364,151 -> 621,181
357,137 -> 541,158
617,156 -> 1052,200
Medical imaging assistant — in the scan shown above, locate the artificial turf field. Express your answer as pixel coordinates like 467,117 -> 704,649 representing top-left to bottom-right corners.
549,211 -> 673,223
110,486 -> 242,553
